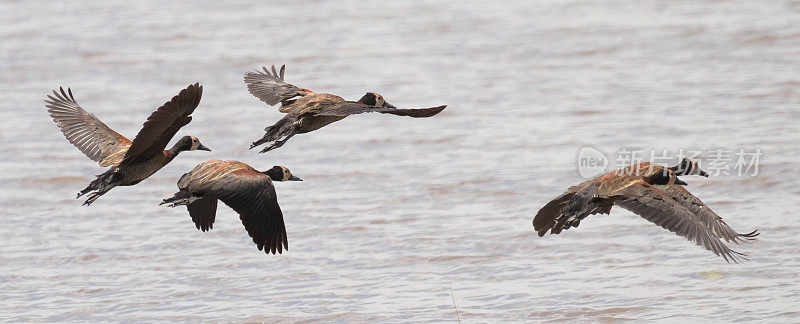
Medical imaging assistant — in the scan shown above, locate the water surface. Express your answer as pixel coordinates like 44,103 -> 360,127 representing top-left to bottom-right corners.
2,0 -> 799,322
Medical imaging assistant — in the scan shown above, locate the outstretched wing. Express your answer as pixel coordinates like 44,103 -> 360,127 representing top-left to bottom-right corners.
654,184 -> 758,243
614,181 -> 747,263
244,65 -> 306,108
313,102 -> 447,118
532,180 -> 612,236
44,87 -> 132,167
215,169 -> 288,254
178,162 -> 288,254
532,191 -> 577,236
121,83 -> 203,164
187,196 -> 218,232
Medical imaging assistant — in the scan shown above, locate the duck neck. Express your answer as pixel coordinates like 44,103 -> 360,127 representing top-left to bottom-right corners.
168,142 -> 187,156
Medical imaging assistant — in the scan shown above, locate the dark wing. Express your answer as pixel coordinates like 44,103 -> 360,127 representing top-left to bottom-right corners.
244,65 -> 305,106
213,170 -> 288,254
533,180 -> 613,236
614,182 -> 747,263
655,184 -> 758,243
378,105 -> 447,117
187,196 -> 218,232
533,191 -> 576,236
313,102 -> 447,118
44,87 -> 132,167
121,83 -> 203,164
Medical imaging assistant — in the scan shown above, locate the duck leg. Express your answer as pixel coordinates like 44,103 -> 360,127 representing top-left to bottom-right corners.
78,169 -> 121,205
160,189 -> 201,207
258,131 -> 296,153
82,187 -> 116,206
251,115 -> 298,152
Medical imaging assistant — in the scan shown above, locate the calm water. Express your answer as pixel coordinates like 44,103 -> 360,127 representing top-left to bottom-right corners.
2,0 -> 800,322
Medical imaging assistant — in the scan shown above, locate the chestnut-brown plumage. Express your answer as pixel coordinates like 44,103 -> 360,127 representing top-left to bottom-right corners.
244,64 -> 447,153
532,158 -> 758,263
44,83 -> 210,205
161,160 -> 302,255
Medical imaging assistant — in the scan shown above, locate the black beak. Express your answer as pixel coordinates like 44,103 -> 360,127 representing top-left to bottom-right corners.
288,175 -> 302,181
674,178 -> 688,186
197,144 -> 211,151
382,101 -> 396,109
698,169 -> 709,177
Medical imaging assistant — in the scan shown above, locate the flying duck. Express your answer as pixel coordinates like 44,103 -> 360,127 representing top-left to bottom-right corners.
44,83 -> 210,205
161,160 -> 301,254
244,65 -> 447,153
532,158 -> 758,263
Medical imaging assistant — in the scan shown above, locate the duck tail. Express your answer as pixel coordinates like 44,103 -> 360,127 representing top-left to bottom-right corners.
77,168 -> 120,206
250,115 -> 297,153
160,189 -> 197,207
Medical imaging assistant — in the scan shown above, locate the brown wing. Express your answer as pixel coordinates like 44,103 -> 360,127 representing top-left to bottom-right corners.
177,160 -> 245,233
313,102 -> 447,118
187,196 -> 218,232
215,170 -> 287,254
178,162 -> 287,255
121,83 -> 203,164
44,87 -> 132,167
533,191 -> 577,236
244,65 -> 306,108
614,182 -> 747,263
654,184 -> 758,243
533,179 -> 613,236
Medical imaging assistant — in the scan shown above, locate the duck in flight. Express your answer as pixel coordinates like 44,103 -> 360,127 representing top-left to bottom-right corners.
161,160 -> 301,254
532,158 -> 758,263
244,65 -> 447,153
44,83 -> 210,205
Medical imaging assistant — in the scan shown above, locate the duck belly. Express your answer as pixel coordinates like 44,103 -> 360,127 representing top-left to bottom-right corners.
117,157 -> 168,185
296,115 -> 346,133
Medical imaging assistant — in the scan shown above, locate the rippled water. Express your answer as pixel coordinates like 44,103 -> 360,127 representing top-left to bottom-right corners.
2,0 -> 800,322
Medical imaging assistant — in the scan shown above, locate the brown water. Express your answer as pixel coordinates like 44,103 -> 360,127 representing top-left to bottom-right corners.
2,0 -> 799,322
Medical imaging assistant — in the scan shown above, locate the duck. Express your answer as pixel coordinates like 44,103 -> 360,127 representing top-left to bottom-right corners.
532,158 -> 758,263
44,83 -> 210,205
160,160 -> 302,254
244,65 -> 447,153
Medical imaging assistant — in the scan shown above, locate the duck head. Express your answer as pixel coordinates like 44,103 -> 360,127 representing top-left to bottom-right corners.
669,158 -> 708,177
647,158 -> 708,186
645,168 -> 686,186
171,135 -> 211,153
358,92 -> 396,109
264,166 -> 302,181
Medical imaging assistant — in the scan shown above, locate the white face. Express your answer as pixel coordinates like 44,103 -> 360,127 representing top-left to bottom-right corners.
189,136 -> 200,151
372,93 -> 384,107
667,171 -> 677,185
685,160 -> 700,175
281,167 -> 291,181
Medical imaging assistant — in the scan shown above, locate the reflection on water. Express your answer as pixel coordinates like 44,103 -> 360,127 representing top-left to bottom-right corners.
2,0 -> 799,322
